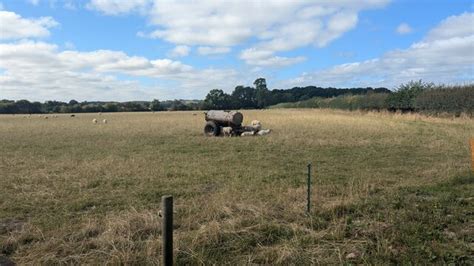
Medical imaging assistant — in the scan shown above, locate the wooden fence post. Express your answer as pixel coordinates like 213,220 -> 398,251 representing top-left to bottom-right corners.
162,195 -> 173,266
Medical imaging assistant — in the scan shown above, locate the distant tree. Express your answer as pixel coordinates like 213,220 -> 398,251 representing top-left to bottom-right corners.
169,100 -> 189,111
231,86 -> 256,109
42,100 -> 66,113
254,78 -> 270,108
121,102 -> 147,112
81,104 -> 102,113
103,103 -> 119,112
386,80 -> 433,112
204,89 -> 232,109
253,78 -> 267,90
69,99 -> 79,105
0,100 -> 17,114
149,99 -> 163,111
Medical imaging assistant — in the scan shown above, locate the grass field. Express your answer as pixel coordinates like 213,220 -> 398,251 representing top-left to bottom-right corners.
1,109 -> 473,264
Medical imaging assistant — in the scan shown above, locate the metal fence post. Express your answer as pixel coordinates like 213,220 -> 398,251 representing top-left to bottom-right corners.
162,195 -> 173,266
307,163 -> 312,213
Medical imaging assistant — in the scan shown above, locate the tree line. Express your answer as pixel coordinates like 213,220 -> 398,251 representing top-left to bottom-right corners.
0,99 -> 203,114
202,78 -> 390,110
0,77 -> 389,114
4,78 -> 470,115
272,80 -> 474,116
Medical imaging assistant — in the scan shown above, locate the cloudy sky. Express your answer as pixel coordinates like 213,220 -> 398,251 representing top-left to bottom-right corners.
0,0 -> 473,101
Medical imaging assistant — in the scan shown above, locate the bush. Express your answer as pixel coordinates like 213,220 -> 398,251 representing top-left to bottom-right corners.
415,84 -> 474,116
270,93 -> 389,111
386,80 -> 434,112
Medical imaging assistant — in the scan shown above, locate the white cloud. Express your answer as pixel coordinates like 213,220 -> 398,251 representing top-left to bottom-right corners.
238,9 -> 359,66
0,40 -> 238,101
91,0 -> 389,65
197,46 -> 231,55
168,45 -> 190,57
425,12 -> 473,41
0,11 -> 58,40
240,48 -> 305,67
87,0 -> 152,15
282,12 -> 474,89
396,23 -> 413,34
143,0 -> 388,46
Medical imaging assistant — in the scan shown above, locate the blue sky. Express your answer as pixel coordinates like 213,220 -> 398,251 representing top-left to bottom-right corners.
0,0 -> 473,101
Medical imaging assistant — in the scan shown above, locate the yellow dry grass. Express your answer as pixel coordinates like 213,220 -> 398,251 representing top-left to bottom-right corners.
0,109 -> 473,264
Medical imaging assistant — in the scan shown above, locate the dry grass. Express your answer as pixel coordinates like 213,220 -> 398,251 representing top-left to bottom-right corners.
1,109 -> 473,264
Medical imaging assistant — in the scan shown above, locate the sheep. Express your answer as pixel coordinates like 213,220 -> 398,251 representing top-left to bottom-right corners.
221,127 -> 232,136
70,114 -> 75,117
102,119 -> 107,124
257,129 -> 271,136
241,131 -> 255,137
92,118 -> 98,124
44,116 -> 48,119
250,120 -> 262,131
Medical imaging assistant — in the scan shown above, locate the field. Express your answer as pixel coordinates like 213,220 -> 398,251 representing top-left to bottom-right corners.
1,109 -> 473,264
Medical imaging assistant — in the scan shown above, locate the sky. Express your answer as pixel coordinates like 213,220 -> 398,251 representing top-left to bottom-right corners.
0,0 -> 473,102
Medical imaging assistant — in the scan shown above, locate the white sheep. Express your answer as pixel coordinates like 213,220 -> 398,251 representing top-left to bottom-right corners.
241,131 -> 255,137
221,127 -> 232,136
250,120 -> 262,131
92,118 -> 98,124
257,129 -> 271,136
102,119 -> 107,124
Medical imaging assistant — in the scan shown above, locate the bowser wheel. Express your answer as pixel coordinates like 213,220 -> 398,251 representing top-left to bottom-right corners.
204,121 -> 220,136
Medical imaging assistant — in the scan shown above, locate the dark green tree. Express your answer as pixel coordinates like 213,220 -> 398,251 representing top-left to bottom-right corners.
254,78 -> 270,108
169,100 -> 189,111
231,86 -> 256,109
149,99 -> 163,111
204,89 -> 232,109
386,80 -> 433,112
103,103 -> 119,112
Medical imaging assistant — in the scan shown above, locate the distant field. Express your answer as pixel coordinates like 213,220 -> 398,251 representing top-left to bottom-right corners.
1,110 -> 473,264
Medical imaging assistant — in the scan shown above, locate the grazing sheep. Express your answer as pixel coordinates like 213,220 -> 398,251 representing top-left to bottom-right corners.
92,118 -> 98,124
44,116 -> 48,119
250,120 -> 262,131
221,127 -> 232,136
70,114 -> 75,117
102,119 -> 107,124
257,129 -> 271,136
241,131 -> 255,137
